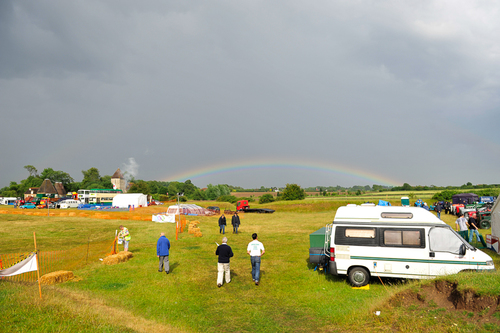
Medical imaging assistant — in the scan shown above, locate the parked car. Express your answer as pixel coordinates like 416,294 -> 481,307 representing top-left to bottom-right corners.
20,203 -> 37,209
207,206 -> 220,214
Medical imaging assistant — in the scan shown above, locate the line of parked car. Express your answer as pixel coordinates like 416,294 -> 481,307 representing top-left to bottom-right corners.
19,198 -> 80,209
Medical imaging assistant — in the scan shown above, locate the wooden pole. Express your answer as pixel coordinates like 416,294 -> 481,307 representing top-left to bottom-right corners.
33,232 -> 42,299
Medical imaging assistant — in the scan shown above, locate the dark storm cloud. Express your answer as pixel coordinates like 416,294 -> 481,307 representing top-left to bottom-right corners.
1,1 -> 499,188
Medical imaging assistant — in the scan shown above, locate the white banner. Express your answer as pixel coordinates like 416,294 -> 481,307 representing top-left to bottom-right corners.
0,253 -> 38,277
152,214 -> 176,223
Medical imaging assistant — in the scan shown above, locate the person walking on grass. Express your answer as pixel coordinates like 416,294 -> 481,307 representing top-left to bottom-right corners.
118,225 -> 131,252
247,233 -> 265,286
435,202 -> 442,219
455,213 -> 469,241
232,212 -> 240,234
467,215 -> 486,246
216,237 -> 233,287
157,232 -> 171,274
218,214 -> 227,234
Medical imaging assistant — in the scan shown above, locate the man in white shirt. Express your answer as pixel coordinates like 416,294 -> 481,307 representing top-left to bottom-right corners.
455,213 -> 469,240
247,233 -> 265,286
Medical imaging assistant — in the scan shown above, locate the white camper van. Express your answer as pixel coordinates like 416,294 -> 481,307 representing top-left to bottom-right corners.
310,204 -> 495,287
59,200 -> 80,209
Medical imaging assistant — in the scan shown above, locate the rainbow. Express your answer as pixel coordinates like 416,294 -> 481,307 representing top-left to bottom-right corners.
163,158 -> 401,186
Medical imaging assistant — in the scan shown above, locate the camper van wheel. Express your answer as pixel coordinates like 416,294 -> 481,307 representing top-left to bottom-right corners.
348,267 -> 370,287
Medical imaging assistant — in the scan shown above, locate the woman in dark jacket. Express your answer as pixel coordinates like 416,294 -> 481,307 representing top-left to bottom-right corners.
218,214 -> 226,234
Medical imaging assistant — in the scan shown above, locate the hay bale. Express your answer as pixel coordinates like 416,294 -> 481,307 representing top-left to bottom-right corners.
131,215 -> 142,220
0,210 -> 8,214
102,251 -> 133,265
194,231 -> 203,237
68,212 -> 76,216
40,271 -> 74,285
79,213 -> 89,217
59,212 -> 68,216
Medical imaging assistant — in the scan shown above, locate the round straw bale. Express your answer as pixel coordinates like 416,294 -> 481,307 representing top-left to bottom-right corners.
40,271 -> 74,285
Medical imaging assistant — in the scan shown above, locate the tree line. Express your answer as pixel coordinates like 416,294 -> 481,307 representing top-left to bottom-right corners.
0,165 -> 307,203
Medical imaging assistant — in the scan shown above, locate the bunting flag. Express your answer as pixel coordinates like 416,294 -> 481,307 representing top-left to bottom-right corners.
0,253 -> 38,277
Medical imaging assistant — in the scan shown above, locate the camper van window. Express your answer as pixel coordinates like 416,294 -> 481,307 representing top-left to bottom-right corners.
335,227 -> 378,246
429,227 -> 464,254
345,228 -> 375,238
382,229 -> 424,247
381,212 -> 413,219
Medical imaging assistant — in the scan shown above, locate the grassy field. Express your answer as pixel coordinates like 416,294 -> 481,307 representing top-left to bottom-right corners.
0,203 -> 499,332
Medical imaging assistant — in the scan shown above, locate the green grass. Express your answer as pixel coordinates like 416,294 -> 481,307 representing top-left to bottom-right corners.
0,201 -> 499,332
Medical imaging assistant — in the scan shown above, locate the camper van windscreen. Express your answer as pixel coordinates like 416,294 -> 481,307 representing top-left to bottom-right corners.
429,227 -> 465,254
381,212 -> 413,219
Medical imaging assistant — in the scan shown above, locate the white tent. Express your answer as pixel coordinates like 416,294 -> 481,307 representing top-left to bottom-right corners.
152,204 -> 208,223
490,199 -> 500,253
112,194 -> 148,208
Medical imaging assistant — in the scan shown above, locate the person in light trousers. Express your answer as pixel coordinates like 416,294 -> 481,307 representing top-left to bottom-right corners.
216,237 -> 233,287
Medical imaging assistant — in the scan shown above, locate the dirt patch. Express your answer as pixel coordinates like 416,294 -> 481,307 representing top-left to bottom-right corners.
45,287 -> 188,333
389,280 -> 500,323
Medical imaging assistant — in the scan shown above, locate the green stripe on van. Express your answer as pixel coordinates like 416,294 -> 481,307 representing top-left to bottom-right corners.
350,256 -> 489,266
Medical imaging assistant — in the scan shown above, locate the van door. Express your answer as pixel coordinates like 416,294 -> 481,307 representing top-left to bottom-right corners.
428,227 -> 470,276
378,228 -> 429,279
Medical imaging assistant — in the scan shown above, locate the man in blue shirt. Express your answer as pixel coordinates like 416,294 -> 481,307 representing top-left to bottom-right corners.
157,232 -> 171,274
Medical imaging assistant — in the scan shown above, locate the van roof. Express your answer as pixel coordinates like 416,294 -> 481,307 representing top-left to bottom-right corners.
334,205 -> 445,225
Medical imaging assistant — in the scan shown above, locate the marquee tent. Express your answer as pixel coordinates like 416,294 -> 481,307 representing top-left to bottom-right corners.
152,204 -> 209,223
452,193 -> 479,205
112,194 -> 148,208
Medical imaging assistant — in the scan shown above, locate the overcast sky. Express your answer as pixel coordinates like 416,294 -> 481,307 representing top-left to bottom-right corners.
1,1 -> 499,189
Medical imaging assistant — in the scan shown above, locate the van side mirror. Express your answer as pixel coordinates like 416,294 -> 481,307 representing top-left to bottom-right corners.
459,244 -> 466,256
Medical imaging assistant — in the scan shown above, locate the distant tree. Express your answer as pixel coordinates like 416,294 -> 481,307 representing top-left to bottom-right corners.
281,183 -> 306,201
128,180 -> 151,195
81,168 -> 101,188
432,190 -> 459,201
259,193 -> 275,204
205,184 -> 230,200
24,165 -> 38,177
191,189 -> 206,201
217,195 -> 238,204
402,183 -> 412,191
39,168 -> 74,188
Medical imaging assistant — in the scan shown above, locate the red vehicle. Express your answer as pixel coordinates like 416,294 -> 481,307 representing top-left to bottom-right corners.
236,200 -> 274,213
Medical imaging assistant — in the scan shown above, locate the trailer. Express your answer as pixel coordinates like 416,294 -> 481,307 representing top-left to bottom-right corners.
236,200 -> 275,213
